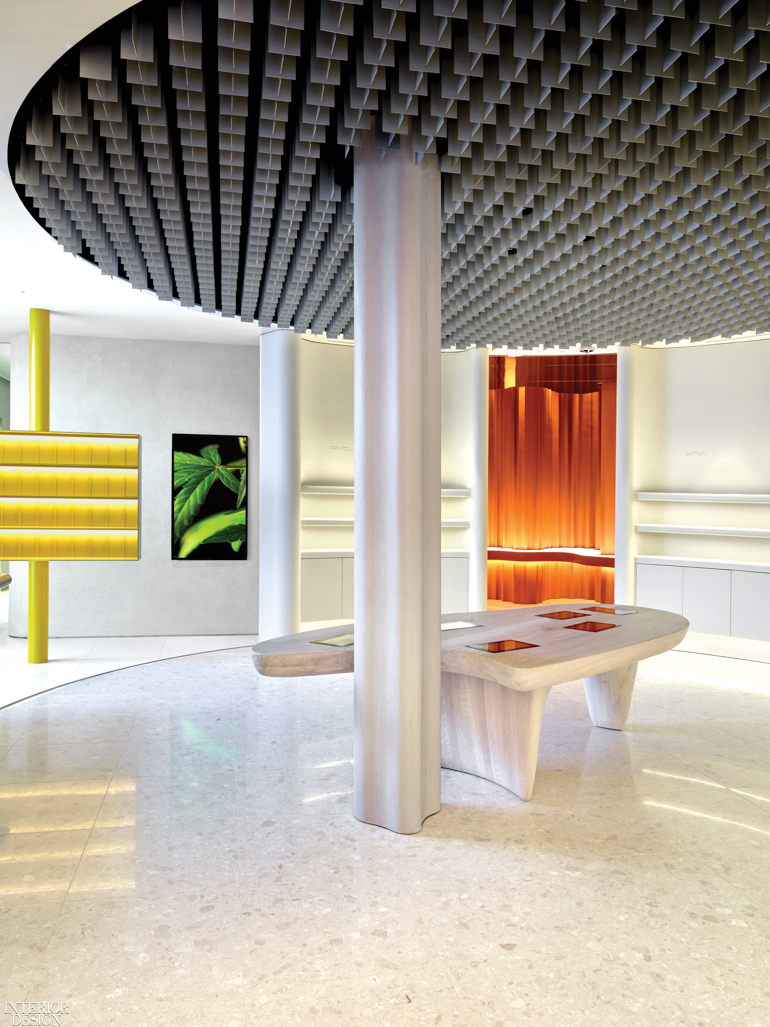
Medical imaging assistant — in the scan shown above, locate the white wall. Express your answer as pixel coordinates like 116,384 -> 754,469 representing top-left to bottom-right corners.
629,339 -> 770,566
299,339 -> 355,551
298,341 -> 486,551
621,339 -> 770,640
441,347 -> 488,609
296,340 -> 486,619
440,349 -> 475,550
9,333 -> 259,637
652,340 -> 770,493
300,339 -> 355,485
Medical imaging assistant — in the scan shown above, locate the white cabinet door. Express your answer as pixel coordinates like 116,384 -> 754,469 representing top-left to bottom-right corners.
682,567 -> 731,635
320,554 -> 470,619
301,558 -> 343,623
635,563 -> 683,615
441,556 -> 469,614
731,571 -> 770,642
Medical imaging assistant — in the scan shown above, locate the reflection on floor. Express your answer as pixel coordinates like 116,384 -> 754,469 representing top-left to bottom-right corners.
1,647 -> 768,1025
0,585 -> 258,708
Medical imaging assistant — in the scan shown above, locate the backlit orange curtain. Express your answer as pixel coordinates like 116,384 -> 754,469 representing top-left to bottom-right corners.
487,556 -> 615,606
488,355 -> 616,604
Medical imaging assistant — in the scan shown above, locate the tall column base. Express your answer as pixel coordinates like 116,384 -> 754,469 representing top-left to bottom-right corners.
353,132 -> 442,834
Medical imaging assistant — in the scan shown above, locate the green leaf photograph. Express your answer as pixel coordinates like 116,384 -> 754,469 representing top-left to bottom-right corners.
171,434 -> 247,560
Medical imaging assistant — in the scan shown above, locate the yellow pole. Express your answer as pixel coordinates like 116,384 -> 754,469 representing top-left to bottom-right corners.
28,308 -> 50,663
28,562 -> 49,663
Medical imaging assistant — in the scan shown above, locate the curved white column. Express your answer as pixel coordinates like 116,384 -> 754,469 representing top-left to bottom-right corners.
258,329 -> 301,640
614,346 -> 635,604
353,133 -> 442,834
468,348 -> 489,612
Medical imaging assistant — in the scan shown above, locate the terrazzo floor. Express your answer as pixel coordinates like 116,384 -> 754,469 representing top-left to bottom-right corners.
0,589 -> 259,708
1,646 -> 768,1026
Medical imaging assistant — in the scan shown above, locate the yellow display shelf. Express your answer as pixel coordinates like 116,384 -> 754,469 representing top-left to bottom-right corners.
0,497 -> 138,529
5,310 -> 142,663
0,433 -> 141,561
0,465 -> 139,499
0,432 -> 139,467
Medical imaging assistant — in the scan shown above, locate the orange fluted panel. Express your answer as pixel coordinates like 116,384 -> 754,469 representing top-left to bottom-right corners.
511,354 -> 617,392
489,355 -> 506,390
489,386 -> 612,551
487,558 -> 615,606
489,354 -> 616,394
487,354 -> 616,604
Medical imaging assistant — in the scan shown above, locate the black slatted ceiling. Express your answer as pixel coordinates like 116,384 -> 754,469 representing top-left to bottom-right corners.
9,0 -> 770,348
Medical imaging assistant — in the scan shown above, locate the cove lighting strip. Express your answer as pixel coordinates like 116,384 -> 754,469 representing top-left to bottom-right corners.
0,431 -> 140,561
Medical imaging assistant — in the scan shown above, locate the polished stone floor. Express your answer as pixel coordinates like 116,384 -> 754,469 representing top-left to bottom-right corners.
0,584 -> 259,708
1,647 -> 768,1026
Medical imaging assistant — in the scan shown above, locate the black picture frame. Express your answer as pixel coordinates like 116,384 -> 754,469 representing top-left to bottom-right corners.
171,433 -> 247,561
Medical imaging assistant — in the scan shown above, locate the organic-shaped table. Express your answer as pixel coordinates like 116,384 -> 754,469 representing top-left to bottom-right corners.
252,605 -> 689,801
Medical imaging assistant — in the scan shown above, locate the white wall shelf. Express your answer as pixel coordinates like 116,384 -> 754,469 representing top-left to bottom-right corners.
301,548 -> 469,557
302,484 -> 354,495
302,518 -> 471,528
637,492 -> 770,503
301,484 -> 471,497
636,523 -> 770,538
489,546 -> 605,557
302,518 -> 353,526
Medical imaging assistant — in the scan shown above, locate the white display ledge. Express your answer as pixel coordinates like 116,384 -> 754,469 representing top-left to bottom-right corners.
302,518 -> 471,528
301,548 -> 470,558
637,492 -> 770,503
636,523 -> 770,538
489,546 -> 603,557
301,484 -> 471,497
301,485 -> 354,495
636,555 -> 770,573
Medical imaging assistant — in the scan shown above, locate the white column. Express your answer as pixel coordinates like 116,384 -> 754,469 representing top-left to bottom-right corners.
258,329 -> 301,640
468,348 -> 489,612
353,132 -> 442,834
614,346 -> 635,604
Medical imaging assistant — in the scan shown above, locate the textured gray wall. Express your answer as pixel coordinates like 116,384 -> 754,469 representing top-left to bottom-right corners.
9,333 -> 259,637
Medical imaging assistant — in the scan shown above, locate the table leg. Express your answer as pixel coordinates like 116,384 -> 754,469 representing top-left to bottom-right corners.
441,672 -> 551,801
582,662 -> 638,730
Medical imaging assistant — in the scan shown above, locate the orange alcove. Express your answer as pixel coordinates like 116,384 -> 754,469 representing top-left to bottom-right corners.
487,354 -> 617,606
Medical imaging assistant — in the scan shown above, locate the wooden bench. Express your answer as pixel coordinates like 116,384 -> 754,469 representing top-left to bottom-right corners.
251,604 -> 688,801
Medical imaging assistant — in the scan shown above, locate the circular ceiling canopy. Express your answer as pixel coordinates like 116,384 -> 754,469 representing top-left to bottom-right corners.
9,0 -> 770,349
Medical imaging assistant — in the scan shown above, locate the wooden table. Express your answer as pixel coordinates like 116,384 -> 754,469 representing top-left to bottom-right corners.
251,604 -> 688,801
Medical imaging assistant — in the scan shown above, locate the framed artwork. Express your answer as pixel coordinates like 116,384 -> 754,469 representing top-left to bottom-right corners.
172,434 -> 247,560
